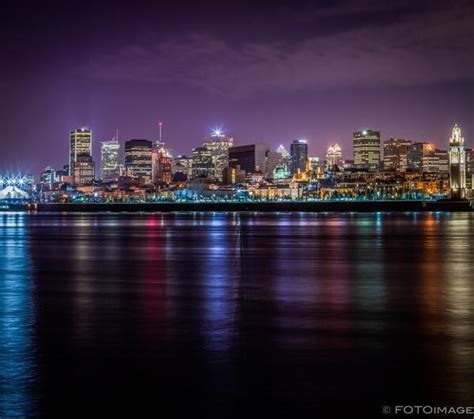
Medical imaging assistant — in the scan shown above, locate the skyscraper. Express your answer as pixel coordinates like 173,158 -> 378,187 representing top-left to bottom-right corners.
290,139 -> 308,174
100,139 -> 120,182
448,124 -> 466,198
40,167 -> 56,189
69,128 -> 93,176
407,142 -> 436,173
276,144 -> 291,168
156,154 -> 173,184
353,130 -> 380,171
435,149 -> 449,174
202,129 -> 234,181
173,155 -> 193,181
383,138 -> 411,172
152,141 -> 173,183
73,153 -> 95,186
326,143 -> 343,171
229,144 -> 270,178
125,139 -> 153,181
465,148 -> 474,175
191,146 -> 213,178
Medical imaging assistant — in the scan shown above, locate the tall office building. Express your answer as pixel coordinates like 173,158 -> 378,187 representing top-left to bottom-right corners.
465,149 -> 474,175
353,130 -> 380,171
326,144 -> 343,170
191,146 -> 213,178
407,142 -> 436,173
157,154 -> 173,184
422,148 -> 440,173
100,139 -> 120,182
202,129 -> 234,181
290,139 -> 308,174
152,141 -> 173,183
73,153 -> 95,186
448,124 -> 466,198
435,149 -> 449,174
125,139 -> 153,180
40,167 -> 56,188
265,151 -> 281,179
467,149 -> 474,193
383,138 -> 411,172
69,128 -> 93,176
229,144 -> 270,178
173,155 -> 193,180
276,144 -> 291,171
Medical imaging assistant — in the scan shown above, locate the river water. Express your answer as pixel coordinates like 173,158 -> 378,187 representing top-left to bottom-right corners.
0,212 -> 473,418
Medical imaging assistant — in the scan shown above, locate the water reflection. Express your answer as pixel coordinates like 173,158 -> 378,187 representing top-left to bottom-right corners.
0,214 -> 37,417
443,215 -> 474,401
1,212 -> 474,418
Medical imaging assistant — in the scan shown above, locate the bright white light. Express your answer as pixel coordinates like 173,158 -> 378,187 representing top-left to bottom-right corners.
0,174 -> 31,189
212,127 -> 224,137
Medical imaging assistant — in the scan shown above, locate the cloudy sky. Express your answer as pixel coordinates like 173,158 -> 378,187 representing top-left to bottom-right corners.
2,0 -> 474,175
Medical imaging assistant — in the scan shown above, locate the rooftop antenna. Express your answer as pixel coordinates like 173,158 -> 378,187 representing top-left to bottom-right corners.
159,121 -> 163,143
115,129 -> 119,142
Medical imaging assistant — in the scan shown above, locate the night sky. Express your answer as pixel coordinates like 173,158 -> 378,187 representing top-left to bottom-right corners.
2,0 -> 474,176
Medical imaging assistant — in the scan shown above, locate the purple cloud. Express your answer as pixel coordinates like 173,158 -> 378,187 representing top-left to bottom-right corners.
81,3 -> 474,98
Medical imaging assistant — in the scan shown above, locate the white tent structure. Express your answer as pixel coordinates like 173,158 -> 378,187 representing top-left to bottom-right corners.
0,185 -> 30,200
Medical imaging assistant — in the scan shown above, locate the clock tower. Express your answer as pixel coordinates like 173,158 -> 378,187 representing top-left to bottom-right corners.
448,124 -> 466,199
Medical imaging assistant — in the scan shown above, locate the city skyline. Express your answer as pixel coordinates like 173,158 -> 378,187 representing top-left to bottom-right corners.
1,2 -> 474,418
2,0 -> 474,174
1,121 -> 471,177
2,122 -> 470,204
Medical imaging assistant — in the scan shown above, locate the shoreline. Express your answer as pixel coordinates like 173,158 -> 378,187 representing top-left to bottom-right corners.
3,200 -> 471,213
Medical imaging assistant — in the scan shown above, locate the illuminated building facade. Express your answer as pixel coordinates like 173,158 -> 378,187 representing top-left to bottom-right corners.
100,140 -> 120,182
383,138 -> 411,172
173,155 -> 192,181
125,139 -> 153,181
465,149 -> 474,175
191,146 -> 213,178
73,153 -> 95,186
276,145 -> 291,172
435,149 -> 449,174
202,129 -> 234,181
448,124 -> 466,198
152,141 -> 173,183
309,156 -> 322,177
326,144 -> 343,171
408,142 -> 436,173
290,139 -> 308,174
157,155 -> 173,183
353,130 -> 380,171
223,165 -> 246,185
273,165 -> 290,180
40,167 -> 56,188
69,128 -> 92,176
